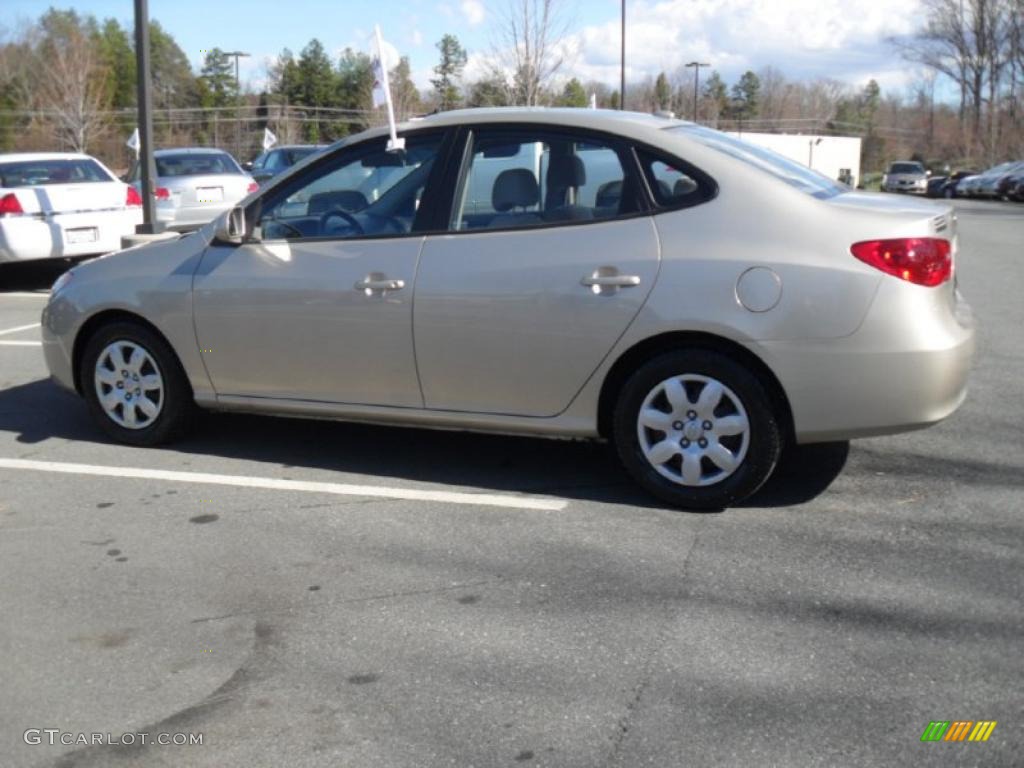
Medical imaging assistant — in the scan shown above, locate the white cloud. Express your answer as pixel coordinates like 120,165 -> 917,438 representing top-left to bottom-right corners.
560,0 -> 923,89
411,28 -> 424,47
461,0 -> 486,26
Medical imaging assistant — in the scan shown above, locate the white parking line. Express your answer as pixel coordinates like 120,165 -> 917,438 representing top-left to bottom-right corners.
0,341 -> 42,347
0,292 -> 49,298
0,458 -> 569,511
0,323 -> 40,336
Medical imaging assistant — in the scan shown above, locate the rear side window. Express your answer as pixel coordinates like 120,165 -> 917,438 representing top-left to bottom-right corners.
450,129 -> 639,232
634,149 -> 716,209
0,158 -> 113,187
155,153 -> 241,177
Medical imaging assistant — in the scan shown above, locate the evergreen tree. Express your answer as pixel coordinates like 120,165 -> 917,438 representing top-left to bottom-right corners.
729,70 -> 761,120
559,77 -> 588,107
467,75 -> 510,107
96,19 -> 135,108
432,34 -> 467,111
654,71 -> 671,111
199,47 -> 236,107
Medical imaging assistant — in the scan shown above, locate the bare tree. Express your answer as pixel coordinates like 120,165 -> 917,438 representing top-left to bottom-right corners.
489,0 -> 570,106
36,22 -> 107,152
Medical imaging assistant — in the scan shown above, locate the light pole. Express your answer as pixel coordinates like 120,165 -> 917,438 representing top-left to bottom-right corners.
685,61 -> 710,123
133,0 -> 157,233
223,50 -> 250,159
808,137 -> 822,168
620,0 -> 626,110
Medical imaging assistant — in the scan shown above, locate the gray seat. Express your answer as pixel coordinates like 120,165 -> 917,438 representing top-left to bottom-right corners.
490,169 -> 542,229
545,155 -> 593,222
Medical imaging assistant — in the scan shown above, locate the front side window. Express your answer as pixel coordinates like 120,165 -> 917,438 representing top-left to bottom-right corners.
451,129 -> 635,231
254,134 -> 442,241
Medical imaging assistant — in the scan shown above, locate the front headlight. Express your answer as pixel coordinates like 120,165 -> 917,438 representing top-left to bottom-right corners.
50,270 -> 74,297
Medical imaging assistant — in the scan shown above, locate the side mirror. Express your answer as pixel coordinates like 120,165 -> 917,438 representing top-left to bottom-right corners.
214,206 -> 248,245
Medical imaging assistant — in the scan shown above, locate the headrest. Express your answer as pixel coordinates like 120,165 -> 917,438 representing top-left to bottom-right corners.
673,176 -> 698,196
492,169 -> 539,212
595,180 -> 622,208
547,155 -> 586,188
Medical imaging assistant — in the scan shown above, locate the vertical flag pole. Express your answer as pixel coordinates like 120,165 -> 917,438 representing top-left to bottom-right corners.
375,25 -> 405,152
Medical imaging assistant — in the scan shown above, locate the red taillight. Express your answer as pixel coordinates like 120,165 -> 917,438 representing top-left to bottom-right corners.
850,238 -> 952,287
154,187 -> 170,201
0,192 -> 24,215
125,186 -> 142,207
246,181 -> 259,194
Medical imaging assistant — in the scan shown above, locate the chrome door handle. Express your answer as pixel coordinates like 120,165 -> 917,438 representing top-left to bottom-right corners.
355,275 -> 405,294
581,273 -> 641,288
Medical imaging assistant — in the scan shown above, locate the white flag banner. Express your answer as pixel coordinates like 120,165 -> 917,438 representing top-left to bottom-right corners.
372,26 -> 404,152
262,126 -> 278,151
126,127 -> 140,156
371,55 -> 387,109
589,93 -> 597,109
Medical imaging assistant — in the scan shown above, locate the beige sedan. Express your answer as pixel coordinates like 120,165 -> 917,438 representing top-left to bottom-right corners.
41,108 -> 975,509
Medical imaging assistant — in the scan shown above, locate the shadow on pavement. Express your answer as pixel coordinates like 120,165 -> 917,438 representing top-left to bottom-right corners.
0,259 -> 80,292
0,377 -> 849,511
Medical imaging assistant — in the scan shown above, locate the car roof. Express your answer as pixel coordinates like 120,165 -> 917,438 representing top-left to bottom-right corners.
343,107 -> 691,147
0,152 -> 97,162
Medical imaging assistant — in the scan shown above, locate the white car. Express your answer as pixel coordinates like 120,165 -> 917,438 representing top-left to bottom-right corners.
129,148 -> 258,231
0,152 -> 142,263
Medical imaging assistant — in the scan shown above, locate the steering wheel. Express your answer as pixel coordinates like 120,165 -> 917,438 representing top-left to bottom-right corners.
320,207 -> 364,236
262,217 -> 305,239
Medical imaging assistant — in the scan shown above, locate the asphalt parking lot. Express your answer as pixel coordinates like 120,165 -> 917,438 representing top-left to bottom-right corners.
1,198 -> 1021,767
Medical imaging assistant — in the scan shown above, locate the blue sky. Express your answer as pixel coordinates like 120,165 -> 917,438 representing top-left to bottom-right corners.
1,0 -> 929,95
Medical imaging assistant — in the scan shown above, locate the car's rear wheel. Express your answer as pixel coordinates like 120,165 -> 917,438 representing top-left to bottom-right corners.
612,350 -> 782,510
80,321 -> 195,446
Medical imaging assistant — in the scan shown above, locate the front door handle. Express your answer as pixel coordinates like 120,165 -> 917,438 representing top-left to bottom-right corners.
355,274 -> 405,295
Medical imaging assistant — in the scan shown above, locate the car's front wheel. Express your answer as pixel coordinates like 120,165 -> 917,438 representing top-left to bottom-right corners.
80,321 -> 195,446
612,350 -> 782,510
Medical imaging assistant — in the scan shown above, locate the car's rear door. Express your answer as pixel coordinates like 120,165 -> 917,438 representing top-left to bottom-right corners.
413,124 -> 661,417
193,130 -> 449,407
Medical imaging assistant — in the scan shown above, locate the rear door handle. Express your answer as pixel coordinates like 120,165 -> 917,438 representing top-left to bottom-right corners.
581,273 -> 641,288
355,275 -> 405,294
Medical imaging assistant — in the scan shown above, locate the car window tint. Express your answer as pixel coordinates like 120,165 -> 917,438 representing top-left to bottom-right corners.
0,158 -> 112,187
264,151 -> 288,172
451,131 -> 630,232
155,153 -> 241,177
256,134 -> 442,241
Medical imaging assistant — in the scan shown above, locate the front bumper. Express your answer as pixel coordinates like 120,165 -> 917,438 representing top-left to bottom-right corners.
754,279 -> 975,443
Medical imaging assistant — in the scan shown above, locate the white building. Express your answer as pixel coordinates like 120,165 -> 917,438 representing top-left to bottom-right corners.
725,132 -> 863,187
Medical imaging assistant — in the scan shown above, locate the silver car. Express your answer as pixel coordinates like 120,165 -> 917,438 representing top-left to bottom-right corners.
41,109 -> 975,509
881,161 -> 928,194
129,148 -> 257,231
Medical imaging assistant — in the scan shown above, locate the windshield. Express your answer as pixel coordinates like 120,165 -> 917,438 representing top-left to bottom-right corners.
155,152 -> 241,177
890,162 -> 925,174
0,158 -> 113,187
670,125 -> 845,199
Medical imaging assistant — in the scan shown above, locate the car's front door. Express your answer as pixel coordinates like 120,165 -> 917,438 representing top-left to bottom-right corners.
413,126 -> 661,417
193,132 -> 446,407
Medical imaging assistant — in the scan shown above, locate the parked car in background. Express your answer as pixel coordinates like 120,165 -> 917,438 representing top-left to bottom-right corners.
41,108 -> 974,510
927,170 -> 978,199
1005,171 -> 1024,202
975,160 -> 1024,199
881,161 -> 928,193
961,161 -> 1016,199
245,144 -> 326,184
0,152 -> 141,263
129,148 -> 257,231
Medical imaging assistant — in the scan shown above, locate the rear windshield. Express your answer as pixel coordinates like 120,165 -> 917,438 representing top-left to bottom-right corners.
155,153 -> 241,177
669,125 -> 845,199
890,162 -> 925,174
0,158 -> 113,187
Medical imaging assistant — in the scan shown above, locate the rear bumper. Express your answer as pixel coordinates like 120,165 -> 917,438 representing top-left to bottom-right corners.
0,210 -> 140,262
754,280 -> 975,443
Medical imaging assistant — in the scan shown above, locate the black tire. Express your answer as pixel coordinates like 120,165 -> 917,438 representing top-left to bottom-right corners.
612,349 -> 782,510
80,321 -> 195,446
